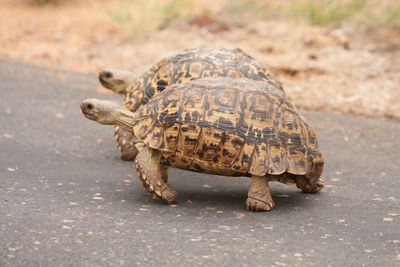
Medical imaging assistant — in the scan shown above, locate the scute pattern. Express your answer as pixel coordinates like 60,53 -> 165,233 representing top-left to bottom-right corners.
133,77 -> 323,179
124,46 -> 282,112
115,46 -> 284,161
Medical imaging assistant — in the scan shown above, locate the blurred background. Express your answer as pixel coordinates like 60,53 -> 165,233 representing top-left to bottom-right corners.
1,0 -> 399,119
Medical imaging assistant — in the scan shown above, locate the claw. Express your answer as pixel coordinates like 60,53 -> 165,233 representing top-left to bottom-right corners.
246,197 -> 275,212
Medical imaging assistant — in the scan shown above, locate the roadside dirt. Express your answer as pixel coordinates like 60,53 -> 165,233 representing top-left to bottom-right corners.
1,0 -> 399,119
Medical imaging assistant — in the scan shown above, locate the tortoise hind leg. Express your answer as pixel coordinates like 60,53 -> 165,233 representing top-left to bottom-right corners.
246,175 -> 275,212
134,143 -> 177,204
114,126 -> 138,161
295,175 -> 324,193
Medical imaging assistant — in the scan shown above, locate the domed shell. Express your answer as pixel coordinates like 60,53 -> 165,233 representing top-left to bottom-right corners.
133,77 -> 323,178
124,46 -> 282,112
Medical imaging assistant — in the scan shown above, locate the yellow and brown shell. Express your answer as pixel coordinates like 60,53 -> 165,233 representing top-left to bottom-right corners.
124,46 -> 282,112
133,77 -> 324,179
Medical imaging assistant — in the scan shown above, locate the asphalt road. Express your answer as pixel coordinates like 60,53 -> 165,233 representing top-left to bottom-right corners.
1,61 -> 399,266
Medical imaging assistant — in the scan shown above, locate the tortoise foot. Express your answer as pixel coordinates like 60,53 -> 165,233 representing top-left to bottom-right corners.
246,197 -> 275,212
134,144 -> 175,204
115,126 -> 138,161
300,179 -> 324,193
247,175 -> 275,212
159,187 -> 177,204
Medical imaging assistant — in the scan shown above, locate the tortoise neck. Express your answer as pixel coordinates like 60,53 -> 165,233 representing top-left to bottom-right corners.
114,108 -> 138,132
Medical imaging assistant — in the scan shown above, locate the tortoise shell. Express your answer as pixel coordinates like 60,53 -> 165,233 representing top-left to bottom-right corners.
124,46 -> 282,112
133,77 -> 323,180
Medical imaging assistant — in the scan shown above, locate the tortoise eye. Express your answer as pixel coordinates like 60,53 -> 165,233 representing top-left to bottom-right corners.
103,71 -> 113,79
87,103 -> 94,110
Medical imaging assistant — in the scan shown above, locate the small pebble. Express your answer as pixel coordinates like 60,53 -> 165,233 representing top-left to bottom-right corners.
234,212 -> 246,219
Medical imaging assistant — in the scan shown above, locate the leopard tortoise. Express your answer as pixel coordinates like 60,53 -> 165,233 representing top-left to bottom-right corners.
81,77 -> 324,212
98,46 -> 282,161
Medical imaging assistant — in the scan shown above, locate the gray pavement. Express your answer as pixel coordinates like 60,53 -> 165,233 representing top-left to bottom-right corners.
0,61 -> 399,266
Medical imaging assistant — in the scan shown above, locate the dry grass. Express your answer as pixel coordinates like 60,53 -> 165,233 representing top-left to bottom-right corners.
25,0 -> 400,31
109,0 -> 193,36
291,0 -> 400,30
223,0 -> 400,29
25,0 -> 64,5
289,0 -> 367,26
28,0 -> 54,4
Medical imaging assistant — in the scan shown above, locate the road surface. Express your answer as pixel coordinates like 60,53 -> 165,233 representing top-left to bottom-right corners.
0,61 -> 399,266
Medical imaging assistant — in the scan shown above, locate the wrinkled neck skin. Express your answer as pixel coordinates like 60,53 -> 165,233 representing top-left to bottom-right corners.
124,72 -> 138,88
113,107 -> 138,133
111,109 -> 140,142
112,73 -> 136,95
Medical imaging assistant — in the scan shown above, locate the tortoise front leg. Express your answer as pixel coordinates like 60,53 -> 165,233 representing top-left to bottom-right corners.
246,175 -> 275,212
160,165 -> 168,183
134,143 -> 177,204
114,126 -> 138,161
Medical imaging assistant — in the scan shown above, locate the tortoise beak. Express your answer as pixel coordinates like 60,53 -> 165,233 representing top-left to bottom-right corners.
80,100 -> 97,121
99,70 -> 113,87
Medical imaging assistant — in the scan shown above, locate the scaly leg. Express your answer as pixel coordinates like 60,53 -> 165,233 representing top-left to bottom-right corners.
114,126 -> 138,161
246,175 -> 275,212
133,143 -> 177,204
296,175 -> 324,193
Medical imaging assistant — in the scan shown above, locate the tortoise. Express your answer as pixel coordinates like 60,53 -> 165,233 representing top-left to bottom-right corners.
98,46 -> 282,161
80,77 -> 324,211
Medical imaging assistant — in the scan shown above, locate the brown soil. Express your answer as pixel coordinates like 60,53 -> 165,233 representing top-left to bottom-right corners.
1,0 -> 399,119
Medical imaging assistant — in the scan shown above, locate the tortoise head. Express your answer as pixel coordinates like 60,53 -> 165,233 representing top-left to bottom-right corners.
99,68 -> 135,95
80,99 -> 136,130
